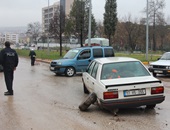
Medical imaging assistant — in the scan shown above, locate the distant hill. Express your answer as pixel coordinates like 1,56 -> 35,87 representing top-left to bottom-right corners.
0,26 -> 27,33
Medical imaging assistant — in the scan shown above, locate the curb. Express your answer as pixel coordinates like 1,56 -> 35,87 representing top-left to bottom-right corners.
142,62 -> 149,65
36,59 -> 150,65
36,59 -> 51,64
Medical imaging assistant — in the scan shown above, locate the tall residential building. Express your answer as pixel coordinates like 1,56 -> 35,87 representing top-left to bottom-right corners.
42,0 -> 74,32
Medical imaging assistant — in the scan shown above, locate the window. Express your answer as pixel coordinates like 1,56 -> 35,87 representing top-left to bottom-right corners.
101,61 -> 150,80
91,63 -> 99,78
104,48 -> 114,57
93,48 -> 103,58
87,61 -> 95,75
78,49 -> 91,60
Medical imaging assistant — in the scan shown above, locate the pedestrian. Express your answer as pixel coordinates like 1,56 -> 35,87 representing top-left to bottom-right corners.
29,48 -> 36,66
0,41 -> 19,96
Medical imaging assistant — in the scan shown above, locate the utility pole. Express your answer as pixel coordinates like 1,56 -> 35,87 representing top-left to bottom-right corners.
88,0 -> 92,46
47,0 -> 50,54
146,0 -> 149,61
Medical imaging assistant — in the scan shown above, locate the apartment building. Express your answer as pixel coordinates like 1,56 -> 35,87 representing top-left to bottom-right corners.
42,0 -> 74,32
0,33 -> 19,44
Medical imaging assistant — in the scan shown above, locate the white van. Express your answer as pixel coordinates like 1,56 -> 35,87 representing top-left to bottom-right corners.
84,38 -> 109,46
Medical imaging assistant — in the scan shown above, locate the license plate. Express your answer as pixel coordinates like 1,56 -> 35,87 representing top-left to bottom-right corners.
124,88 -> 146,97
50,67 -> 55,70
154,70 -> 163,73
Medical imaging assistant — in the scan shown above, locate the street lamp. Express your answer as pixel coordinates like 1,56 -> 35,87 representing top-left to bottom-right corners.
47,0 -> 50,54
88,0 -> 92,46
146,0 -> 149,61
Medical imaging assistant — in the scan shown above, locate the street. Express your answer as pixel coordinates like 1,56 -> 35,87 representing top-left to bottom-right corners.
0,57 -> 170,130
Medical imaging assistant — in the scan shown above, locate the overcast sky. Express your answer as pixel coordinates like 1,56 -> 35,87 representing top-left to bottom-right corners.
0,0 -> 169,27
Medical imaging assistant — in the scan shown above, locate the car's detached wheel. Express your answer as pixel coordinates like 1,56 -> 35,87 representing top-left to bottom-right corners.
79,92 -> 97,111
65,67 -> 75,77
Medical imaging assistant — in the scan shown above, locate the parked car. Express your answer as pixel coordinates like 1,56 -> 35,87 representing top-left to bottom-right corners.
50,46 -> 114,77
80,57 -> 165,111
149,52 -> 170,77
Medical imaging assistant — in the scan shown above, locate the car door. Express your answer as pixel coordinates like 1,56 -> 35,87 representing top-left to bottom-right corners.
76,49 -> 91,72
87,62 -> 99,92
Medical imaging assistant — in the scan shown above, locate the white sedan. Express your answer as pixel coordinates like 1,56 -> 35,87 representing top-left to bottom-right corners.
81,57 -> 165,111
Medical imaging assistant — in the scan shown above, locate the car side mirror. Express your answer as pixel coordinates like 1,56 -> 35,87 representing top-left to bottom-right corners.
157,58 -> 160,60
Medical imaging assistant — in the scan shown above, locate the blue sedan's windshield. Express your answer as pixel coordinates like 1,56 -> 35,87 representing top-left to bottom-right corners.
63,49 -> 80,59
160,53 -> 170,60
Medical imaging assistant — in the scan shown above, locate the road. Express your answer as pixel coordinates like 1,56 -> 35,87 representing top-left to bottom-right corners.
0,57 -> 170,130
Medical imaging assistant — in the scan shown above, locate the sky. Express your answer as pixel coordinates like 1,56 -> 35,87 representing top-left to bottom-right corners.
0,0 -> 169,27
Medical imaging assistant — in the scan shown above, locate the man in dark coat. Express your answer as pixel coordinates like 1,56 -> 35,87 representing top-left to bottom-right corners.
29,49 -> 36,66
0,41 -> 19,96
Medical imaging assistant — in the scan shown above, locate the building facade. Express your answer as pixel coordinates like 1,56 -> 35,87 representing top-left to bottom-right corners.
0,33 -> 19,44
42,0 -> 74,32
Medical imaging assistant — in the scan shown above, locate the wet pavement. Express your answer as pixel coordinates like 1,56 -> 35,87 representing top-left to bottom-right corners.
0,57 -> 170,130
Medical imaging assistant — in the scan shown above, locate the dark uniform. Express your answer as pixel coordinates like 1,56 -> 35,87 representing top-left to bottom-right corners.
0,41 -> 19,95
29,49 -> 36,66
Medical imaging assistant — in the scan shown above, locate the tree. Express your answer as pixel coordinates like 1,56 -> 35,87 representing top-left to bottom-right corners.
49,4 -> 65,56
65,0 -> 96,47
27,22 -> 41,44
120,15 -> 144,52
145,0 -> 165,51
103,0 -> 117,46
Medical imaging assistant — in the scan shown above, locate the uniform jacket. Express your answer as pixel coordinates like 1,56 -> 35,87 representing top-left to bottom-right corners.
29,50 -> 36,59
0,47 -> 19,71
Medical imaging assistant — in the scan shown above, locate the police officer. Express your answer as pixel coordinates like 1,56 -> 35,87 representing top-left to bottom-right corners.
29,48 -> 36,66
0,41 -> 19,96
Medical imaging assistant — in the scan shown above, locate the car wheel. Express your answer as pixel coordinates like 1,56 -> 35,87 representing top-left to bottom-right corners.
65,67 -> 75,77
146,104 -> 156,109
83,83 -> 89,94
153,72 -> 157,77
79,92 -> 97,111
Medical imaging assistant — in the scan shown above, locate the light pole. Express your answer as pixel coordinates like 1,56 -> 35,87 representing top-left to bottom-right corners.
88,0 -> 92,46
146,0 -> 149,61
47,0 -> 50,54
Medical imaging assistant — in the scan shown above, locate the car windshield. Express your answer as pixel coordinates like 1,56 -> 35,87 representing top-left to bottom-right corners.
63,49 -> 80,59
160,53 -> 170,60
101,61 -> 150,80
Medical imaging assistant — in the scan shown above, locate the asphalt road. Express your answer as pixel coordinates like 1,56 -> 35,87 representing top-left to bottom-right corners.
0,57 -> 170,130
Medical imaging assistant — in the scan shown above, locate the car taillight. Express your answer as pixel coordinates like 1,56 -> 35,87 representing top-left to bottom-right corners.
151,86 -> 164,94
103,91 -> 118,99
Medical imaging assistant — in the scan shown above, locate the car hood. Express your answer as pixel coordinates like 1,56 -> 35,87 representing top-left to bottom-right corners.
150,60 -> 170,66
51,58 -> 76,66
101,76 -> 161,88
51,58 -> 74,63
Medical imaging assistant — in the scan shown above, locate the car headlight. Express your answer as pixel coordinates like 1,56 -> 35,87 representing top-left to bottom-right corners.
149,65 -> 153,68
57,62 -> 62,65
166,66 -> 170,69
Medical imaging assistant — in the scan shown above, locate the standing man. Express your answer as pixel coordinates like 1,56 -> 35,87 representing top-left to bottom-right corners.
29,49 -> 36,66
0,41 -> 19,96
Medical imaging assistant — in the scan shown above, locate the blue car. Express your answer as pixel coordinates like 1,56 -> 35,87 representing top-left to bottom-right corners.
50,46 -> 114,77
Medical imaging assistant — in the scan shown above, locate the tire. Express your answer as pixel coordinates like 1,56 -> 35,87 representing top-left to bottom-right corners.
153,72 -> 157,77
83,83 -> 89,94
146,104 -> 156,109
79,92 -> 97,111
65,67 -> 75,77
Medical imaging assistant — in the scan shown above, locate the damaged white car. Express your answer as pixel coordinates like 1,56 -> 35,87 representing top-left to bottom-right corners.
79,57 -> 165,112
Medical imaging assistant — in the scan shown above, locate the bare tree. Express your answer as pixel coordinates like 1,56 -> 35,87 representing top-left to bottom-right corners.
122,15 -> 144,52
27,22 -> 41,44
48,4 -> 64,56
96,21 -> 104,37
145,0 -> 165,51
